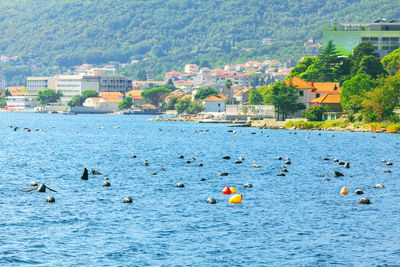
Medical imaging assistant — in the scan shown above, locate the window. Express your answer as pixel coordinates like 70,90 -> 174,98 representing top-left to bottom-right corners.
299,90 -> 304,96
316,93 -> 320,98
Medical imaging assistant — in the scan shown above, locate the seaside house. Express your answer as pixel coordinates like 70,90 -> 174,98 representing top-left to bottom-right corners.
202,94 -> 227,113
6,96 -> 38,112
126,90 -> 145,107
309,94 -> 342,113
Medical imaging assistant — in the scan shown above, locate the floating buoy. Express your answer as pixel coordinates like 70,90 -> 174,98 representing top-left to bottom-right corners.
340,186 -> 348,195
244,183 -> 253,188
199,178 -> 207,181
176,182 -> 184,188
233,135 -> 236,138
29,181 -> 38,187
222,155 -> 231,160
229,194 -> 242,204
374,184 -> 384,188
358,197 -> 371,204
218,172 -> 229,176
46,196 -> 55,203
334,171 -> 344,177
230,187 -> 237,194
222,186 -> 231,194
344,162 -> 350,168
355,189 -> 364,195
206,198 -> 216,204
123,197 -> 133,203
102,181 -> 111,187
234,160 -> 242,164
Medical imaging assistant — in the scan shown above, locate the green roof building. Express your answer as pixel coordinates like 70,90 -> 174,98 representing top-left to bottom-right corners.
323,19 -> 400,58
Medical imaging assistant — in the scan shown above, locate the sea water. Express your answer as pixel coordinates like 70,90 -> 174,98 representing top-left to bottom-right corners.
0,113 -> 399,266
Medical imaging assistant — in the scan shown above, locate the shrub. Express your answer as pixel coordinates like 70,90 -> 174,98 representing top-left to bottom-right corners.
303,104 -> 329,121
389,113 -> 400,123
347,113 -> 355,122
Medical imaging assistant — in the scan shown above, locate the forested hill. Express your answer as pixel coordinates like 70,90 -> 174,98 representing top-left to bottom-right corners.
0,0 -> 399,83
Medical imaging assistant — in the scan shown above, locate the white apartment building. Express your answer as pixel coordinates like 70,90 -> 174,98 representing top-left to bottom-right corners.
6,96 -> 38,111
26,77 -> 57,95
26,71 -> 132,101
184,64 -> 199,75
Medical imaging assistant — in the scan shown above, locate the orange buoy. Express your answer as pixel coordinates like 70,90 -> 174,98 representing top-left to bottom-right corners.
230,187 -> 237,194
222,186 -> 231,194
340,186 -> 348,195
229,194 -> 243,204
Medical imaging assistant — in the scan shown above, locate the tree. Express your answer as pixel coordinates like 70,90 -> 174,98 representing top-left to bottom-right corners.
194,87 -> 218,100
162,96 -> 179,111
82,90 -> 99,99
248,89 -> 263,105
350,41 -> 380,77
357,55 -> 387,78
269,81 -> 305,120
382,47 -> 400,75
287,57 -> 317,79
67,90 -> 99,107
303,104 -> 329,121
225,79 -> 233,89
136,69 -> 147,81
318,40 -> 340,81
362,73 -> 400,121
37,88 -> 63,105
141,86 -> 171,108
340,74 -> 375,112
175,97 -> 191,114
187,100 -> 205,114
118,97 -> 133,110
165,79 -> 176,90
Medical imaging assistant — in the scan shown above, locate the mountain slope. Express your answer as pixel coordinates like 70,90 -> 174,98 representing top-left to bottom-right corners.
0,0 -> 398,83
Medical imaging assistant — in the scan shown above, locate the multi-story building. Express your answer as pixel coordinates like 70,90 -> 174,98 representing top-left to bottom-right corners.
184,64 -> 199,76
26,77 -> 56,95
26,70 -> 132,101
323,19 -> 400,58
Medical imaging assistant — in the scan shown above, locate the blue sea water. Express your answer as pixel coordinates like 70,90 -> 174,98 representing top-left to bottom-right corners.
0,113 -> 399,266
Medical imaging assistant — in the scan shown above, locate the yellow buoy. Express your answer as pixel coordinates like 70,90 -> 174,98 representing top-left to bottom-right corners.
340,186 -> 348,195
230,187 -> 237,194
229,194 -> 242,204
233,135 -> 236,138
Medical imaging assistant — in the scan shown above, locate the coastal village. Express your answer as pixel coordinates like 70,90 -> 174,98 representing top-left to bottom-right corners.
1,19 -> 400,132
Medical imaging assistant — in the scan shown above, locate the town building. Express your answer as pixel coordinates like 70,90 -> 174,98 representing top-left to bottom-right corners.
202,94 -> 227,113
323,19 -> 400,58
285,77 -> 341,116
6,96 -> 38,111
27,71 -> 132,101
184,64 -> 199,75
26,77 -> 57,95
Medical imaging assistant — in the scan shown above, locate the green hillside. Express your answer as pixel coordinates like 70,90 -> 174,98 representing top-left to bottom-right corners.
0,0 -> 399,84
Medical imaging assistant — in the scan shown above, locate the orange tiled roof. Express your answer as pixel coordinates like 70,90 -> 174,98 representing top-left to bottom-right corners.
218,94 -> 228,101
309,94 -> 341,104
285,77 -> 314,89
203,95 -> 225,102
313,82 -> 340,93
126,90 -> 144,99
100,92 -> 123,97
7,86 -> 26,96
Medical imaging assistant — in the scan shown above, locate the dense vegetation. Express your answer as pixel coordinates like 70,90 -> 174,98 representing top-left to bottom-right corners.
0,0 -> 399,84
